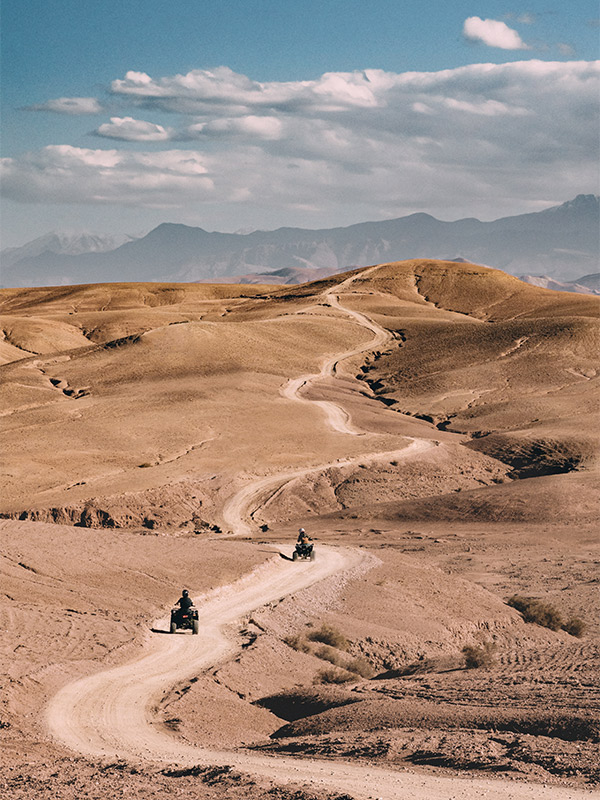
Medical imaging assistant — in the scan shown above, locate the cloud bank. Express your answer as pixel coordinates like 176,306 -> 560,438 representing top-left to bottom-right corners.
3,60 -> 599,223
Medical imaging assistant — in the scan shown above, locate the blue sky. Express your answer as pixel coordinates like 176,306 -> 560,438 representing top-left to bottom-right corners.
1,0 -> 599,247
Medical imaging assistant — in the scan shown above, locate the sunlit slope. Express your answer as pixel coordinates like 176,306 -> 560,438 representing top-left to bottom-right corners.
333,261 -> 600,475
1,262 -> 598,526
0,290 -> 379,514
0,281 -> 277,314
348,259 -> 600,320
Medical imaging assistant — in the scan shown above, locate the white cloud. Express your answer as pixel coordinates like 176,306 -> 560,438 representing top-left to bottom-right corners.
96,117 -> 173,142
1,146 -> 213,206
2,61 -> 598,223
463,17 -> 530,50
110,66 -> 382,114
186,115 -> 283,140
24,97 -> 103,115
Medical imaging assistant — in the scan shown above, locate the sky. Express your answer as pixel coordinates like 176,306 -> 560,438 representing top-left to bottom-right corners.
1,0 -> 599,248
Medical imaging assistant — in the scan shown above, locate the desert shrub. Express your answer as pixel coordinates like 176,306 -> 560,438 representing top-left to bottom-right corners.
346,656 -> 375,678
507,595 -> 563,631
315,645 -> 345,667
563,617 -> 586,637
462,642 -> 497,669
314,668 -> 355,685
306,624 -> 349,651
283,634 -> 310,653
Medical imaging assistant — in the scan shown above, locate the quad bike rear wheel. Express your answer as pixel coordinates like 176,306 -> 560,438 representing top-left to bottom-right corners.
170,620 -> 177,634
192,619 -> 199,634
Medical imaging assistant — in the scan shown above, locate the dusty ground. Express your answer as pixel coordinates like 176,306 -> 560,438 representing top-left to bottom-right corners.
1,262 -> 598,798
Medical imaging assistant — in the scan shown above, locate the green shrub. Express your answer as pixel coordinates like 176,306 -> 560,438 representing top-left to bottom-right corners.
306,624 -> 349,651
314,668 -> 355,685
563,617 -> 586,637
507,595 -> 563,631
462,642 -> 496,669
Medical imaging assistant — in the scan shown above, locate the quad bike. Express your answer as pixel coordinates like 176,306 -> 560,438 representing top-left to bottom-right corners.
170,605 -> 199,634
293,540 -> 315,561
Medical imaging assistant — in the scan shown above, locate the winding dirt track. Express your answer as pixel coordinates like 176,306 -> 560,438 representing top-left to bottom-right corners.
44,276 -> 590,799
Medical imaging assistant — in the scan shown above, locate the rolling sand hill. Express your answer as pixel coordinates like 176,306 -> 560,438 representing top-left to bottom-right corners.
0,261 -> 598,799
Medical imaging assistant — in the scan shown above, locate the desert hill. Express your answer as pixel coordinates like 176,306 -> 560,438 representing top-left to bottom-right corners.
1,258 -> 599,795
1,259 -> 598,522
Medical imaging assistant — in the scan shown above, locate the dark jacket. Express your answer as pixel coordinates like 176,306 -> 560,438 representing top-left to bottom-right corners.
177,595 -> 194,610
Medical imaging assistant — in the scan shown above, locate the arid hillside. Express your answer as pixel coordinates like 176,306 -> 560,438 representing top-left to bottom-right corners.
1,260 -> 598,799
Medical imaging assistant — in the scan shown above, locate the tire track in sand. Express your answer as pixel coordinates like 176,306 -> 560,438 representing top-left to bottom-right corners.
45,269 -> 587,799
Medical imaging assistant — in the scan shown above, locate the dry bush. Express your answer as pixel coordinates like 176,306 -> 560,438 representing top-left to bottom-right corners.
346,656 -> 375,678
314,668 -> 355,685
507,595 -> 563,631
315,645 -> 345,667
283,634 -> 310,653
462,642 -> 497,669
315,646 -> 374,678
563,617 -> 586,637
306,624 -> 349,651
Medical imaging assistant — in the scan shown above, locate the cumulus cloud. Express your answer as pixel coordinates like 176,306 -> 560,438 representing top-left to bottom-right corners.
1,146 -> 213,206
24,97 -> 103,114
110,66 -> 383,114
3,60 -> 598,222
463,17 -> 530,50
95,116 -> 173,141
186,115 -> 283,140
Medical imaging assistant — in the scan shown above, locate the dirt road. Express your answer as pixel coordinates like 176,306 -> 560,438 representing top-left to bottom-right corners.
280,282 -> 393,436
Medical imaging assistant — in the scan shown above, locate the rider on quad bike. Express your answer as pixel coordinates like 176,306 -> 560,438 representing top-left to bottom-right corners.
170,589 -> 199,634
177,588 -> 194,611
297,527 -> 308,542
293,529 -> 315,561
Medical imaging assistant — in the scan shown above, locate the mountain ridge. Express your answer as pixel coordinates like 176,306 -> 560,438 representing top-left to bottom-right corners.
2,195 -> 597,288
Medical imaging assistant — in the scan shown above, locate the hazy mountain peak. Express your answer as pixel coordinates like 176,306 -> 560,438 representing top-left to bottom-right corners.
545,194 -> 599,214
1,230 -> 140,270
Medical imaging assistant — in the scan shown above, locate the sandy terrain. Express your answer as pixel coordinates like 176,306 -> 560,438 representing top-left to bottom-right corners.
1,261 -> 598,799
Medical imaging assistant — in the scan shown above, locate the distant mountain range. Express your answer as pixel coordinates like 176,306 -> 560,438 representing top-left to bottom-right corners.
518,272 -> 600,295
2,195 -> 598,288
1,231 -> 139,271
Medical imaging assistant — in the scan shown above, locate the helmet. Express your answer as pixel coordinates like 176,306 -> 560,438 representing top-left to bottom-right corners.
299,528 -> 305,534
182,589 -> 189,597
